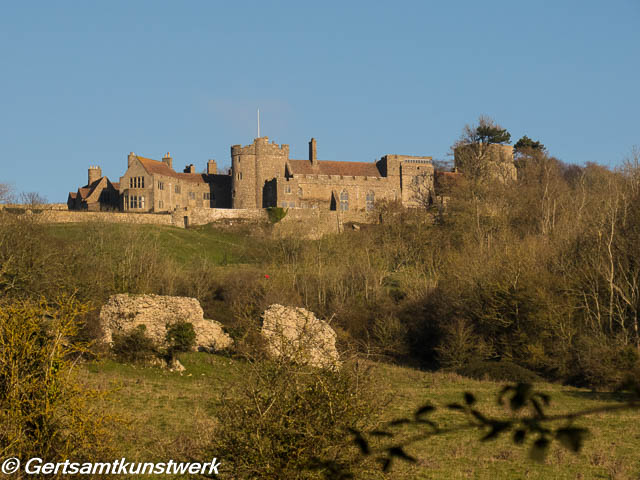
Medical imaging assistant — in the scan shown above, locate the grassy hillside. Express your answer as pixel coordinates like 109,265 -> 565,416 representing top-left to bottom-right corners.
80,354 -> 640,479
46,222 -> 266,266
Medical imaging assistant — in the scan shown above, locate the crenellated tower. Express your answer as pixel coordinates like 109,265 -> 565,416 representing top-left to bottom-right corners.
231,137 -> 289,208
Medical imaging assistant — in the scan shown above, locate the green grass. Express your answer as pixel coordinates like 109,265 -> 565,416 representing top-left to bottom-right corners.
45,222 -> 267,266
79,354 -> 640,479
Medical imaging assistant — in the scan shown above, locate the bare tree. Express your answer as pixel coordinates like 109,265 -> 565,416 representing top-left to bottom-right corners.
0,183 -> 14,204
19,191 -> 47,205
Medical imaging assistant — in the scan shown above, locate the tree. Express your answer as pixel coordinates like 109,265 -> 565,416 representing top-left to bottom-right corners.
514,135 -> 546,154
452,116 -> 514,183
0,183 -> 14,204
19,191 -> 47,205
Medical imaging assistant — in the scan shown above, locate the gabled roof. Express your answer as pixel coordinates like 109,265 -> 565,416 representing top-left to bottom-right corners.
68,192 -> 77,200
136,156 -> 208,184
287,159 -> 382,178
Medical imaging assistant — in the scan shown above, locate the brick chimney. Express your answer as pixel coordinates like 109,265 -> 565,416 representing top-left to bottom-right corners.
207,159 -> 217,175
88,166 -> 102,185
184,164 -> 195,174
162,152 -> 173,170
309,138 -> 317,165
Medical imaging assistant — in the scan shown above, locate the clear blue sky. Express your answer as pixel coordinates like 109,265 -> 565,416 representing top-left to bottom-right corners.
1,0 -> 638,202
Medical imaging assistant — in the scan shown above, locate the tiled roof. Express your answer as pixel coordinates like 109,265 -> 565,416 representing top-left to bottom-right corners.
111,182 -> 120,191
137,156 -> 208,184
78,187 -> 90,200
68,192 -> 77,200
287,159 -> 382,178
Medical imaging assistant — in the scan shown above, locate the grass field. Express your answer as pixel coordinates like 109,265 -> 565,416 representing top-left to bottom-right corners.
46,222 -> 266,266
79,353 -> 640,479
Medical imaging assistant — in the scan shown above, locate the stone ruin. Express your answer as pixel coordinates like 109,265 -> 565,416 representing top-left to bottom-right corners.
260,304 -> 340,369
99,294 -> 233,352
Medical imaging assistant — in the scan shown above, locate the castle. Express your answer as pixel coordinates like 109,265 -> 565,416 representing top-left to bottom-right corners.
67,136 -> 515,213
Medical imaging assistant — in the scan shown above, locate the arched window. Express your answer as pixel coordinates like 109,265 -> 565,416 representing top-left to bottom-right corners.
366,191 -> 375,211
340,190 -> 349,211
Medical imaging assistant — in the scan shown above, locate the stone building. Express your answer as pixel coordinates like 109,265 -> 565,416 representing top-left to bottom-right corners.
118,152 -> 231,212
67,166 -> 120,211
231,137 -> 435,211
68,135 -> 514,214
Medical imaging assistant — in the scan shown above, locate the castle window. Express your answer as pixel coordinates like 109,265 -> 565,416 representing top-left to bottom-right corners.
175,185 -> 181,194
203,192 -> 210,200
158,181 -> 164,190
366,191 -> 375,211
141,177 -> 144,188
340,190 -> 349,211
159,200 -> 164,209
140,196 -> 145,209
285,185 -> 291,194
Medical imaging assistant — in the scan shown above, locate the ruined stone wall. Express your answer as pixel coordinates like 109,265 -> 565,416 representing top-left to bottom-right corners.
173,207 -> 267,227
31,210 -> 174,226
0,203 -> 67,211
273,209 -> 370,239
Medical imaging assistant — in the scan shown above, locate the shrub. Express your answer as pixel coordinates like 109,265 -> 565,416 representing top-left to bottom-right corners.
209,359 -> 375,479
111,325 -> 157,363
0,296 -> 113,469
457,360 -> 542,383
165,320 -> 196,354
267,206 -> 288,223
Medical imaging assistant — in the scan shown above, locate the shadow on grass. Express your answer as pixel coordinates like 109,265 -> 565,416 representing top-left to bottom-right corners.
562,390 -> 636,403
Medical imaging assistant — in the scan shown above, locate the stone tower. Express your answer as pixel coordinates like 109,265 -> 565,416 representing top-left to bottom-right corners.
230,137 -> 289,208
88,166 -> 102,185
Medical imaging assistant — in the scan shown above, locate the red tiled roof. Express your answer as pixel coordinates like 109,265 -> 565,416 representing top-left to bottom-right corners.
137,156 -> 208,184
287,159 -> 382,178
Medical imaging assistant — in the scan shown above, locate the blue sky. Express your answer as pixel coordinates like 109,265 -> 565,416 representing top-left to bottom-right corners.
1,1 -> 638,202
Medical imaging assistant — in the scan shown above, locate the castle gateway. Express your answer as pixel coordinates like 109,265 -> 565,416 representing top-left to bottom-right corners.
68,137 -> 447,212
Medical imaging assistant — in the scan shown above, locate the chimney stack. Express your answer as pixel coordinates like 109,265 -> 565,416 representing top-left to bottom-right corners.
207,159 -> 217,175
88,166 -> 102,185
128,152 -> 136,168
184,164 -> 195,174
309,138 -> 317,165
162,152 -> 173,170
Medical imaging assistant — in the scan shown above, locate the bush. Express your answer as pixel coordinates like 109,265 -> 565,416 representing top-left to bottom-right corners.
111,325 -> 157,363
457,360 -> 542,383
0,296 -> 113,469
165,321 -> 196,354
209,359 -> 375,479
267,206 -> 288,223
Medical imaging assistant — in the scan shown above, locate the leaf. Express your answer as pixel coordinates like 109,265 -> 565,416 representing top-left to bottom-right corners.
481,421 -> 511,441
464,392 -> 476,405
414,404 -> 436,419
388,447 -> 417,463
389,418 -> 411,426
348,429 -> 370,455
529,437 -> 550,462
470,409 -> 488,424
510,383 -> 533,411
556,428 -> 589,452
530,398 -> 545,418
513,429 -> 526,444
